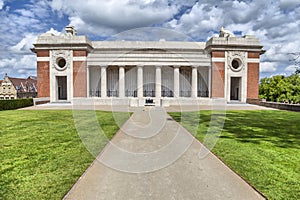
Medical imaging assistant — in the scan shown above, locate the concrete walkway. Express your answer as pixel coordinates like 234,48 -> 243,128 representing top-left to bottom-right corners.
64,107 -> 264,200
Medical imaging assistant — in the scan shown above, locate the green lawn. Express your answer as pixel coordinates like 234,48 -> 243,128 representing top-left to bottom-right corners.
0,110 -> 129,200
169,110 -> 300,200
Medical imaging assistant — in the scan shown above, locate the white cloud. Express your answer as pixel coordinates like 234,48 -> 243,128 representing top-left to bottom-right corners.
0,0 -> 3,10
0,55 -> 36,78
285,65 -> 298,72
46,28 -> 62,36
260,62 -> 277,72
10,33 -> 37,53
0,58 -> 17,69
1,0 -> 300,79
279,0 -> 300,10
51,0 -> 178,35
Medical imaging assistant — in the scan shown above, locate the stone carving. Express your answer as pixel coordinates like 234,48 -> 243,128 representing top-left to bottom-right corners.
51,50 -> 72,71
227,51 -> 246,72
219,27 -> 235,38
65,26 -> 77,36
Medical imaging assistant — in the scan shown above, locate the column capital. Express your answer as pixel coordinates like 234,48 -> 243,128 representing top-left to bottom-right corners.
100,65 -> 108,69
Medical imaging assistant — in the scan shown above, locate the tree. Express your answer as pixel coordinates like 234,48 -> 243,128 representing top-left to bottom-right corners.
259,73 -> 300,104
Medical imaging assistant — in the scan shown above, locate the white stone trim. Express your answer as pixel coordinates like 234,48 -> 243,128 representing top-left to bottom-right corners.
73,57 -> 87,61
137,65 -> 143,98
101,66 -> 107,98
247,58 -> 260,63
119,66 -> 125,98
212,57 -> 225,62
192,67 -> 198,98
224,51 -> 228,101
37,57 -> 50,62
49,50 -> 73,102
155,65 -> 162,100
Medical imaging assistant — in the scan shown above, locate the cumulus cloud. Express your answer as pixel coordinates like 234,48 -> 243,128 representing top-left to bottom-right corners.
0,55 -> 36,78
285,65 -> 298,72
260,62 -> 277,73
50,0 -> 178,35
10,33 -> 37,53
1,0 -> 300,78
279,0 -> 300,10
0,0 -> 4,10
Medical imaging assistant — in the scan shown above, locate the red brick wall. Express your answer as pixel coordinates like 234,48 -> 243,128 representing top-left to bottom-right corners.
247,63 -> 259,99
211,62 -> 225,98
37,50 -> 49,57
73,61 -> 87,97
248,52 -> 260,59
212,51 -> 225,58
37,61 -> 50,98
73,50 -> 87,57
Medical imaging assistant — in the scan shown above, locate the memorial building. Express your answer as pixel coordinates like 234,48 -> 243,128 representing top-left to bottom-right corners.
31,26 -> 264,106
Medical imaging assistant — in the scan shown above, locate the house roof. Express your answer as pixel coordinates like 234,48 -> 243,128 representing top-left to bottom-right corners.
8,76 -> 37,92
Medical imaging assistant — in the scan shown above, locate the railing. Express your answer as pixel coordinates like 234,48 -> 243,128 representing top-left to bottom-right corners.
198,90 -> 209,97
162,90 -> 173,97
107,90 -> 118,97
143,90 -> 155,97
89,90 -> 209,98
89,90 -> 100,97
125,90 -> 137,97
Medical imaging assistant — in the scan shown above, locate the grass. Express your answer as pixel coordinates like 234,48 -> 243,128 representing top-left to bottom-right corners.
0,110 -> 129,200
169,110 -> 300,200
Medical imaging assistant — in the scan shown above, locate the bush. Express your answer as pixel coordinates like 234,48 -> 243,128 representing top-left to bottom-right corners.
0,99 -> 33,111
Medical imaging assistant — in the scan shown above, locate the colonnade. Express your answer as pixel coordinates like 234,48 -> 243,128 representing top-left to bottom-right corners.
89,65 -> 209,98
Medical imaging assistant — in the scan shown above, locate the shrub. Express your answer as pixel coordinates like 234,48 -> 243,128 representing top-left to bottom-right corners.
0,99 -> 33,111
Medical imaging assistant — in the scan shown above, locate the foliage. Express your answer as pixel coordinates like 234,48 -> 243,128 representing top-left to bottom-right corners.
0,99 -> 33,111
169,110 -> 300,200
0,110 -> 129,199
259,74 -> 300,103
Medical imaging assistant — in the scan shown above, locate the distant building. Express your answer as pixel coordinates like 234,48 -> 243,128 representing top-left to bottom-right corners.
0,74 -> 38,100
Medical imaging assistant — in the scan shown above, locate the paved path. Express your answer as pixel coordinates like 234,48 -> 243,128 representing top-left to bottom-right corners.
64,107 -> 264,200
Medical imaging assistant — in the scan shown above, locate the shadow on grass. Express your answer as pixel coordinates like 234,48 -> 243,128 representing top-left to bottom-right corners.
170,110 -> 300,149
220,110 -> 299,149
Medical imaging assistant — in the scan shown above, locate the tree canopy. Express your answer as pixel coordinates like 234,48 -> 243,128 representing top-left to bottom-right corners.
259,73 -> 300,104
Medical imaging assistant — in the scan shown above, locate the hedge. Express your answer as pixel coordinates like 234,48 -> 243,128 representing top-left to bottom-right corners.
0,99 -> 33,111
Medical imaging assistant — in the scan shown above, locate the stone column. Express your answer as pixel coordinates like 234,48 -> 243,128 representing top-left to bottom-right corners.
192,66 -> 198,98
155,66 -> 161,98
137,65 -> 143,98
86,66 -> 90,97
101,66 -> 107,98
119,66 -> 125,98
174,66 -> 180,97
208,66 -> 212,97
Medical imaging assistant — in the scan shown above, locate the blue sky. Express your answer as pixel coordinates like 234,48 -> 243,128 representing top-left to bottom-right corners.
0,0 -> 299,79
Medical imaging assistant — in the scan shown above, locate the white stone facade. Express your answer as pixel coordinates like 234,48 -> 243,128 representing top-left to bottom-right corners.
32,27 -> 264,106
